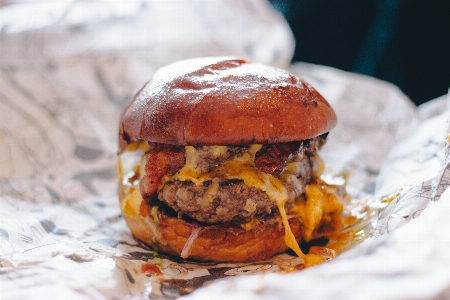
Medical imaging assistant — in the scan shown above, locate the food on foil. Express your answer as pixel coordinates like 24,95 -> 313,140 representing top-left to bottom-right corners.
117,57 -> 349,264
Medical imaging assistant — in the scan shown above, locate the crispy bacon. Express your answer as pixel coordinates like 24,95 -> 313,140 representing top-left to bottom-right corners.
139,137 -> 324,198
140,143 -> 185,198
254,141 -> 302,177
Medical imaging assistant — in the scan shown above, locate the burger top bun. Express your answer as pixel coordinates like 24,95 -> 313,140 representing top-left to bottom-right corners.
119,57 -> 337,151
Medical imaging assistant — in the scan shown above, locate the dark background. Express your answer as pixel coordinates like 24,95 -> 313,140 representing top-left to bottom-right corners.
269,0 -> 450,106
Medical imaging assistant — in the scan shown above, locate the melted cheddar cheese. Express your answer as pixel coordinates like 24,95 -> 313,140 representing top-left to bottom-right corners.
161,144 -> 306,259
289,183 -> 343,242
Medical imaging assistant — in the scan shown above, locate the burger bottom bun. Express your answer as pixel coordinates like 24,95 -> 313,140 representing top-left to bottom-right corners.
123,203 -> 302,262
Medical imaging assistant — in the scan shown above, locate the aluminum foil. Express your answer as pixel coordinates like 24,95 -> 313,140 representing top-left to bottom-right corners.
1,1 -> 449,299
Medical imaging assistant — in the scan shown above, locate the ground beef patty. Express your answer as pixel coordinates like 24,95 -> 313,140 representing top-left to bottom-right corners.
159,179 -> 276,224
156,135 -> 327,224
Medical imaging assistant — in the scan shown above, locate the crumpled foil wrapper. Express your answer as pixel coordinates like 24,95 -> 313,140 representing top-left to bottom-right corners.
1,1 -> 449,299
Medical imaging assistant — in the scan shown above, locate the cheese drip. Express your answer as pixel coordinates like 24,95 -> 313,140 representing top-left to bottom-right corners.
161,145 -> 306,259
118,142 -> 150,219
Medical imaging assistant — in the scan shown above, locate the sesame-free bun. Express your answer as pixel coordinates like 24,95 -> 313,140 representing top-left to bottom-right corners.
118,57 -> 337,151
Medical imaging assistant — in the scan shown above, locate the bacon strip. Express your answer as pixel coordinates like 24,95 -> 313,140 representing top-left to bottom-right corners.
140,143 -> 185,198
139,138 -> 321,198
254,141 -> 302,177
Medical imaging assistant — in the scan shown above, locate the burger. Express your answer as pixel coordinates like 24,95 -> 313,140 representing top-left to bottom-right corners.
117,57 -> 346,263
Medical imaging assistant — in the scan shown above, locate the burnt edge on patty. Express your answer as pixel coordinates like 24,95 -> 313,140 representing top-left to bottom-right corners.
151,134 -> 328,225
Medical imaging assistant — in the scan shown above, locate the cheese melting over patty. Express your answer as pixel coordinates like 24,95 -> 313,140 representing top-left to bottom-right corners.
120,142 -> 344,260
163,145 -> 303,257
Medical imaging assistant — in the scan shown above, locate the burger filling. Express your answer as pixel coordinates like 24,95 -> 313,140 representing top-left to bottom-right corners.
156,137 -> 326,225
120,133 -> 345,258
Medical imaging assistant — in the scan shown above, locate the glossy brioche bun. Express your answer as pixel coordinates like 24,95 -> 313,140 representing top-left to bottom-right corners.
120,188 -> 302,262
118,57 -> 338,262
118,57 -> 337,151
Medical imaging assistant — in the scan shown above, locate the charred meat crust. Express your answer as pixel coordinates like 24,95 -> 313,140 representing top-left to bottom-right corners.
159,179 -> 277,224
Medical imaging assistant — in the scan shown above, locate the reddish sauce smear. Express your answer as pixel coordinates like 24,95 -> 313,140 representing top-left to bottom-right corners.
141,262 -> 163,276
